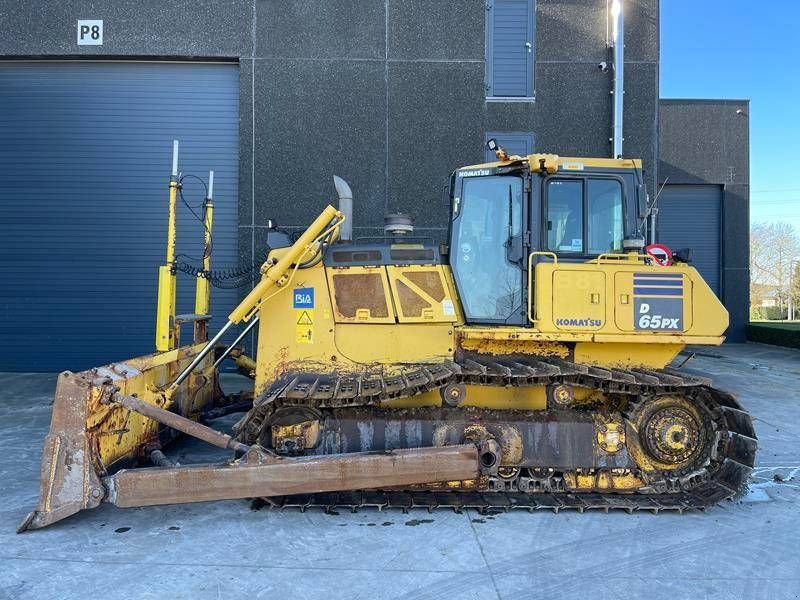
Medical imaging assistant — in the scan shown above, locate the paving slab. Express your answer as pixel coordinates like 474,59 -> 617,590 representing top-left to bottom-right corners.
0,343 -> 798,600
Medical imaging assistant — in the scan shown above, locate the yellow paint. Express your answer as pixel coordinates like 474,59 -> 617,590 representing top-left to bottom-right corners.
462,385 -> 547,410
551,269 -> 606,330
563,470 -> 643,491
460,154 -> 642,172
326,265 -> 395,324
458,331 -> 569,358
155,265 -> 177,352
193,197 -> 213,322
532,260 -> 727,343
386,265 -> 458,323
575,342 -> 682,369
380,385 -> 547,410
154,181 -> 180,352
83,343 -> 215,469
247,195 -> 728,401
234,353 -> 257,376
229,205 -> 343,324
253,259 -> 454,395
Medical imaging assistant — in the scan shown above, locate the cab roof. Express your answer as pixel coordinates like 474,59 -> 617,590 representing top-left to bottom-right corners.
459,153 -> 642,174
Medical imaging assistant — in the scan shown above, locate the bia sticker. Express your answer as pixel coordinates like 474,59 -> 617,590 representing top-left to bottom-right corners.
293,287 -> 314,309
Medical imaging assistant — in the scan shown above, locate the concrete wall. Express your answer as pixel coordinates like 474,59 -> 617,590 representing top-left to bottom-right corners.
658,99 -> 750,342
0,0 -> 659,265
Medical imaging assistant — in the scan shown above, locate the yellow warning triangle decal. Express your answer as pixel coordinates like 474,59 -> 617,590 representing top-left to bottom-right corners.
297,310 -> 313,325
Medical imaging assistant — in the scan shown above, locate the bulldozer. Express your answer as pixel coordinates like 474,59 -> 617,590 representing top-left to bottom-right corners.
19,140 -> 757,532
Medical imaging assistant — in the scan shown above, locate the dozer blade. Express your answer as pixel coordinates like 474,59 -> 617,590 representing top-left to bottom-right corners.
19,343 -> 219,532
20,344 -> 500,532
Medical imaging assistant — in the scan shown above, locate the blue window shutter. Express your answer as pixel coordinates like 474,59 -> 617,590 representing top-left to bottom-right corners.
486,0 -> 534,97
485,132 -> 535,161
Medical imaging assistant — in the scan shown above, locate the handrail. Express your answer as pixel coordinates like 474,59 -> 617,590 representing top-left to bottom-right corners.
594,252 -> 648,264
527,252 -> 557,323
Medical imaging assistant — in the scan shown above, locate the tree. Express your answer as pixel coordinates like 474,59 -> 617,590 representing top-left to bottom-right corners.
750,222 -> 800,318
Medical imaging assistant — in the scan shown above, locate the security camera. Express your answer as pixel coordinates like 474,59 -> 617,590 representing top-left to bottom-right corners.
597,61 -> 609,73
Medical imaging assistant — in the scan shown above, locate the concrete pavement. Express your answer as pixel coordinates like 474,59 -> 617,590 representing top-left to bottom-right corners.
1,343 -> 798,600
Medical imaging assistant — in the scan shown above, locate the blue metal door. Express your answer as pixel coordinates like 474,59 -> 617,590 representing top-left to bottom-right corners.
657,185 -> 722,296
0,62 -> 240,371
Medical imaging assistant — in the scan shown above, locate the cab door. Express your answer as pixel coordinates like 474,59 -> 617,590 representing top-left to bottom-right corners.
449,173 -> 527,325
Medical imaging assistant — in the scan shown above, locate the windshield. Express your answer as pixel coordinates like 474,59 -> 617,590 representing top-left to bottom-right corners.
451,175 -> 523,322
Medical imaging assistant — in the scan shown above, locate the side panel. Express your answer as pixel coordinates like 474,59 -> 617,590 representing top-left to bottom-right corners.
614,272 -> 693,332
532,261 -> 727,339
386,265 -> 459,323
327,266 -> 396,324
254,262 -> 457,397
551,270 -> 605,331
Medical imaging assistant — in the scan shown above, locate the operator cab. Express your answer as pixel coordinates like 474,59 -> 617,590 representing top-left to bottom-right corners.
448,142 -> 648,326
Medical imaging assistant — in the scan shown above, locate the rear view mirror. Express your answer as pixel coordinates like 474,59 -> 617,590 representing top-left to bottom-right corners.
637,184 -> 649,219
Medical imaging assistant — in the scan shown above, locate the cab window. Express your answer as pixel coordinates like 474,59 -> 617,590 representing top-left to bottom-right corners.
546,180 -> 583,252
546,178 -> 623,254
587,179 -> 623,254
451,175 -> 523,322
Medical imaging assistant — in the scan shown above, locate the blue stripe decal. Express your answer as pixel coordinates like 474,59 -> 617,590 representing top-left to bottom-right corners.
632,278 -> 684,287
634,287 -> 684,296
634,272 -> 683,279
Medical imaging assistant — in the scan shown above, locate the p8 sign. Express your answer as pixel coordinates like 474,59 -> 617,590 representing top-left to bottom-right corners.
77,20 -> 103,45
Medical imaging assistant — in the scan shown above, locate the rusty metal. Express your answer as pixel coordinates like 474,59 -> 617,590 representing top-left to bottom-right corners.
254,406 -> 632,470
110,392 -> 250,454
548,383 -> 574,407
236,355 -> 757,512
149,449 -> 176,468
104,444 -> 482,508
441,382 -> 466,407
19,344 -> 220,532
17,373 -> 105,533
21,346 -> 757,532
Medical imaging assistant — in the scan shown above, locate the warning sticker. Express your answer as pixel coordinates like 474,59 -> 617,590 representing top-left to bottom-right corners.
295,309 -> 314,344
442,299 -> 455,316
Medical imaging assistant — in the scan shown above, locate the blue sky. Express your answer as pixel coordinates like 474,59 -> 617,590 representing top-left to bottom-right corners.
660,0 -> 798,231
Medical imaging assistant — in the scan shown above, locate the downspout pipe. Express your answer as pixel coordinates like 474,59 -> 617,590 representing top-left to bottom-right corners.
333,175 -> 353,243
611,0 -> 624,158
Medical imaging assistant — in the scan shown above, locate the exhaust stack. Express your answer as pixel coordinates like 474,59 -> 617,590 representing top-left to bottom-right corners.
333,175 -> 353,242
610,0 -> 624,158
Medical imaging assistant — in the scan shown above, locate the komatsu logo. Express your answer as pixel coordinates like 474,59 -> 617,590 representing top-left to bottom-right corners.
555,317 -> 603,327
458,169 -> 491,177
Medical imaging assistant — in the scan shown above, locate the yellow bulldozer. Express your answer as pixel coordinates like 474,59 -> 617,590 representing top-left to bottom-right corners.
19,140 -> 757,531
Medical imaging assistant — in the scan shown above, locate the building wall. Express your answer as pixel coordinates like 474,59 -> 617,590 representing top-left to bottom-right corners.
0,0 -> 659,264
658,99 -> 750,342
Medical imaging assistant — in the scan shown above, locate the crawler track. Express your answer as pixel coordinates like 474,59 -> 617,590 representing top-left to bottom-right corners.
235,355 -> 757,513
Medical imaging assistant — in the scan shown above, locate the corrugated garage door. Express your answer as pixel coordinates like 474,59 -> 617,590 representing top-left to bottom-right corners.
0,62 -> 239,372
657,185 -> 722,296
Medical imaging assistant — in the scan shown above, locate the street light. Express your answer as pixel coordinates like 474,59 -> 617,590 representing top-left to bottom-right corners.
611,0 -> 623,42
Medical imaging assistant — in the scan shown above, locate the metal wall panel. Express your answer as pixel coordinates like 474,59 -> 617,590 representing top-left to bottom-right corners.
486,0 -> 535,97
0,61 -> 239,371
657,185 -> 722,296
